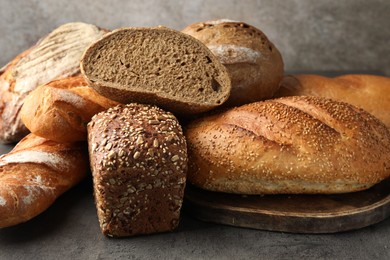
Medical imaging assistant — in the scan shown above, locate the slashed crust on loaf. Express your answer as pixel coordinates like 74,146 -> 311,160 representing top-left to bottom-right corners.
275,74 -> 390,129
185,96 -> 390,194
0,22 -> 106,143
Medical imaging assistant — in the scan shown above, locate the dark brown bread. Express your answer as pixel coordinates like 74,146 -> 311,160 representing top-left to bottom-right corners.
0,134 -> 88,228
0,22 -> 106,143
80,27 -> 231,115
21,76 -> 119,143
275,74 -> 390,129
185,96 -> 390,194
88,104 -> 187,237
182,19 -> 284,107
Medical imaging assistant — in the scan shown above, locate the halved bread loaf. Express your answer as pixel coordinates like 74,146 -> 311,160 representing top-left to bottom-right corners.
80,27 -> 231,115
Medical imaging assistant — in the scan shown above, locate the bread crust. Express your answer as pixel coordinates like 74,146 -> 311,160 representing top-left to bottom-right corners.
88,103 -> 187,237
0,22 -> 106,143
21,76 -> 119,143
182,19 -> 284,107
0,134 -> 88,228
185,96 -> 390,194
275,74 -> 390,129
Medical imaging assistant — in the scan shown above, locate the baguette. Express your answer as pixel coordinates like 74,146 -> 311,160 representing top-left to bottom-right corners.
275,74 -> 390,129
21,76 -> 120,143
0,134 -> 88,228
185,96 -> 390,194
0,22 -> 106,143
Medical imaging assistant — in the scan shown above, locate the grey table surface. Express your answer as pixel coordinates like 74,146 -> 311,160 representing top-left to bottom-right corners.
1,71 -> 389,260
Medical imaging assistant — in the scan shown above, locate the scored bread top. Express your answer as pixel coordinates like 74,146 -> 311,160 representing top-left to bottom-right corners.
185,96 -> 390,194
80,27 -> 231,115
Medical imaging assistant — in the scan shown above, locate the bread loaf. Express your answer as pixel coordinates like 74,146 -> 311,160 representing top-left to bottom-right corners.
88,104 -> 187,237
80,27 -> 231,115
0,134 -> 88,228
21,76 -> 120,143
182,19 -> 284,107
275,74 -> 390,129
0,22 -> 106,143
185,96 -> 390,194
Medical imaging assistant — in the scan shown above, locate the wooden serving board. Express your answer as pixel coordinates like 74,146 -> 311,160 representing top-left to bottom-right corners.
183,179 -> 390,233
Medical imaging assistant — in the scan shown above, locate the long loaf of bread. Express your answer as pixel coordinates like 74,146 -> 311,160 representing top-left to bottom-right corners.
185,96 -> 390,194
0,134 -> 88,228
274,74 -> 390,129
21,76 -> 120,143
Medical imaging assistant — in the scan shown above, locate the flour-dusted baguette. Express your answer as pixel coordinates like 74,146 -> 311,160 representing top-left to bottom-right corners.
185,96 -> 390,194
80,27 -> 231,115
182,19 -> 284,107
274,74 -> 390,129
0,134 -> 88,228
21,76 -> 120,143
88,104 -> 187,237
0,22 -> 107,143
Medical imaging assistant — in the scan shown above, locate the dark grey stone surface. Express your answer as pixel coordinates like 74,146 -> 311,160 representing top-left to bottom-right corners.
0,177 -> 389,260
0,0 -> 389,75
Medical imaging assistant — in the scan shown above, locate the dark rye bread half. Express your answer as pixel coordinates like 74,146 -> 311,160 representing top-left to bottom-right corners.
80,27 -> 231,115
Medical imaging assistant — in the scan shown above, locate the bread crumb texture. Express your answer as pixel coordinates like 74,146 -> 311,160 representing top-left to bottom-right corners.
81,27 -> 231,113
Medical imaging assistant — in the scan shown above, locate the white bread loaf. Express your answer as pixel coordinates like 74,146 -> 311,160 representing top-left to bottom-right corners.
185,96 -> 390,194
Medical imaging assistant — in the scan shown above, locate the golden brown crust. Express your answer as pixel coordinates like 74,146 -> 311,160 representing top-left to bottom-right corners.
21,76 -> 119,143
0,22 -> 107,144
0,134 -> 88,228
275,74 -> 390,129
182,19 -> 284,107
185,96 -> 390,194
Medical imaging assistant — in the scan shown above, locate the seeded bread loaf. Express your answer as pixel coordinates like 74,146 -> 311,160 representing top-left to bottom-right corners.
0,22 -> 106,143
0,134 -> 88,228
274,74 -> 390,129
182,19 -> 284,107
80,27 -> 231,115
88,104 -> 187,237
185,96 -> 390,194
21,76 -> 119,143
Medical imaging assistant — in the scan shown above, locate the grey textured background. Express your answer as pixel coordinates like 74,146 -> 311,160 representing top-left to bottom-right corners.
0,0 -> 389,75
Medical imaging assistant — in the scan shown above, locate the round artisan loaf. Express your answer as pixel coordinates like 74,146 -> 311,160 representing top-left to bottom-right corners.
182,19 -> 284,107
275,74 -> 390,129
185,96 -> 390,194
88,103 -> 187,237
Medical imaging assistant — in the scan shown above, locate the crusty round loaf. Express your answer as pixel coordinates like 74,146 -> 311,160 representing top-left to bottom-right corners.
88,103 -> 187,237
185,96 -> 390,194
182,19 -> 284,107
81,26 -> 231,115
275,74 -> 390,129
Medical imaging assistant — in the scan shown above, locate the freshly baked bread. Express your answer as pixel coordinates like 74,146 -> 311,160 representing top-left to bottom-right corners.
88,103 -> 187,237
21,76 -> 119,143
80,27 -> 231,115
182,19 -> 284,107
185,96 -> 390,194
0,22 -> 106,143
275,74 -> 390,129
0,134 -> 88,228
